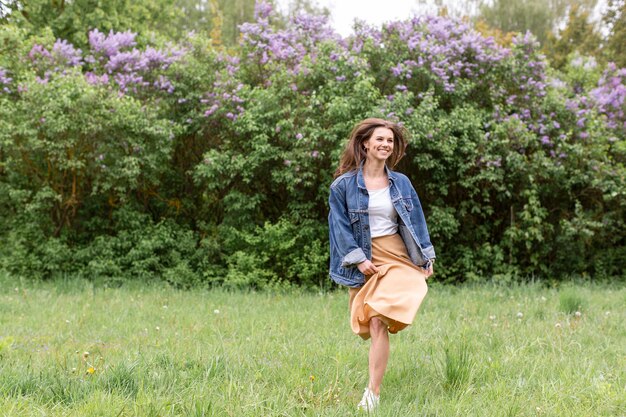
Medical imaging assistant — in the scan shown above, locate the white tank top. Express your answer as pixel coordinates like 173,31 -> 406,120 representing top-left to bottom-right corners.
368,186 -> 398,237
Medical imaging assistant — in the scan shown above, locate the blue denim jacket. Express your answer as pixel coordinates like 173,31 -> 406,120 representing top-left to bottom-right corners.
328,164 -> 436,288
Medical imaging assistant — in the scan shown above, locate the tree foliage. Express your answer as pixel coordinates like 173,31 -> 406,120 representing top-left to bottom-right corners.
543,5 -> 602,69
477,0 -> 598,45
604,0 -> 626,67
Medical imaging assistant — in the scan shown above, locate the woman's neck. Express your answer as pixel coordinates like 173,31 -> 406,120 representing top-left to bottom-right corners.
362,159 -> 386,179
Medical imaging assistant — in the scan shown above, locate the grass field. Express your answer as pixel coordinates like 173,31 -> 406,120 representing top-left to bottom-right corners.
0,273 -> 624,416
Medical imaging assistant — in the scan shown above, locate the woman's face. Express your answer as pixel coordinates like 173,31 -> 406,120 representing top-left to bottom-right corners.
363,127 -> 394,163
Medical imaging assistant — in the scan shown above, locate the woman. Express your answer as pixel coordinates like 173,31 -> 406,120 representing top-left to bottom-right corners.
328,118 -> 435,411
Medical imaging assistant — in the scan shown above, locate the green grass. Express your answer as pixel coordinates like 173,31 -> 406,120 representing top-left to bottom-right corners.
0,273 -> 625,416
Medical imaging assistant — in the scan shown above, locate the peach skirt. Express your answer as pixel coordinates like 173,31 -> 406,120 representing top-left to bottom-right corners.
348,233 -> 428,340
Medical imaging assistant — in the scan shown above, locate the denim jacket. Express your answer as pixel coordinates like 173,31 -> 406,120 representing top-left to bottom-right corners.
328,164 -> 436,288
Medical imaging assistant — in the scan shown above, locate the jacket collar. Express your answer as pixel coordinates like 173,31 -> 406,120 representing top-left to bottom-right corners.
357,160 -> 397,189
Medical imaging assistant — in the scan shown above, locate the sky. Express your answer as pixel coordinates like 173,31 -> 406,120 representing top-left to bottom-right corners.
275,0 -> 428,37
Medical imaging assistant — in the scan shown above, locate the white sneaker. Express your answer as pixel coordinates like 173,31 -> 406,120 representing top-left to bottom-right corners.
357,387 -> 380,412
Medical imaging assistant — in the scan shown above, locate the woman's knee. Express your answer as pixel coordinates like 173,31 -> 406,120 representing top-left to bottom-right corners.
369,317 -> 387,336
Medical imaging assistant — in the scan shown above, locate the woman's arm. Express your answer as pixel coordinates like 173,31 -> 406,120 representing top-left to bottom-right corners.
328,182 -> 367,267
409,184 -> 435,259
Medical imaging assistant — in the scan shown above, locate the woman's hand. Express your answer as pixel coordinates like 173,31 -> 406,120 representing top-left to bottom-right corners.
422,263 -> 434,278
357,260 -> 379,276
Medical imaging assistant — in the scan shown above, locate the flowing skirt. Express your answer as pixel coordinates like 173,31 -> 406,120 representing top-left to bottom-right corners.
348,233 -> 428,340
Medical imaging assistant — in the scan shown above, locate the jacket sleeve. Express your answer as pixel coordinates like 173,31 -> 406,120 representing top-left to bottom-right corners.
409,185 -> 436,259
328,182 -> 367,267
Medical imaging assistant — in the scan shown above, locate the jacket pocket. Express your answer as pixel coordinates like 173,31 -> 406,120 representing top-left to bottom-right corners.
348,211 -> 360,238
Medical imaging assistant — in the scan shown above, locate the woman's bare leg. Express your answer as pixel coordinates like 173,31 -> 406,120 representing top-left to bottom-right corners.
368,317 -> 389,396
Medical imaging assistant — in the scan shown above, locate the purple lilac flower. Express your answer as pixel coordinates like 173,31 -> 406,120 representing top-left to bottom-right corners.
204,104 -> 219,117
0,68 -> 12,93
52,39 -> 82,66
88,29 -> 137,58
85,72 -> 109,85
487,157 -> 502,167
590,63 -> 626,132
254,0 -> 273,19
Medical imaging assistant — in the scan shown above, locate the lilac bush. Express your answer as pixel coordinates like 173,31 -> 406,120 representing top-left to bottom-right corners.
1,3 -> 624,283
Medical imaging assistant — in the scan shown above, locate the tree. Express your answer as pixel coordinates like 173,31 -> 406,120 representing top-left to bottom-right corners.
543,4 -> 602,69
477,0 -> 598,46
603,0 -> 626,67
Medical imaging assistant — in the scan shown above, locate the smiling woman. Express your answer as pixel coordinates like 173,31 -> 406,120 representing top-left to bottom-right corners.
327,118 -> 436,411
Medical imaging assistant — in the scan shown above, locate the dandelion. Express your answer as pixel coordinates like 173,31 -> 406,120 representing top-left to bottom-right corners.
86,367 -> 95,375
309,375 -> 315,382
516,312 -> 523,319
574,311 -> 582,318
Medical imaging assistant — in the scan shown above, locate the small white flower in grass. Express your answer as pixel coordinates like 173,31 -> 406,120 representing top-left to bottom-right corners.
489,315 -> 496,320
65,319 -> 70,324
605,311 -> 611,316
214,309 -> 220,314
162,305 -> 168,309
83,351 -> 90,359
541,296 -> 547,302
155,326 -> 160,331
555,322 -> 561,328
574,311 -> 582,318
516,312 -> 523,319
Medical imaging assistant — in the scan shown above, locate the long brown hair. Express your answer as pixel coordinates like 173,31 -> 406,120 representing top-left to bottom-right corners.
334,118 -> 409,178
